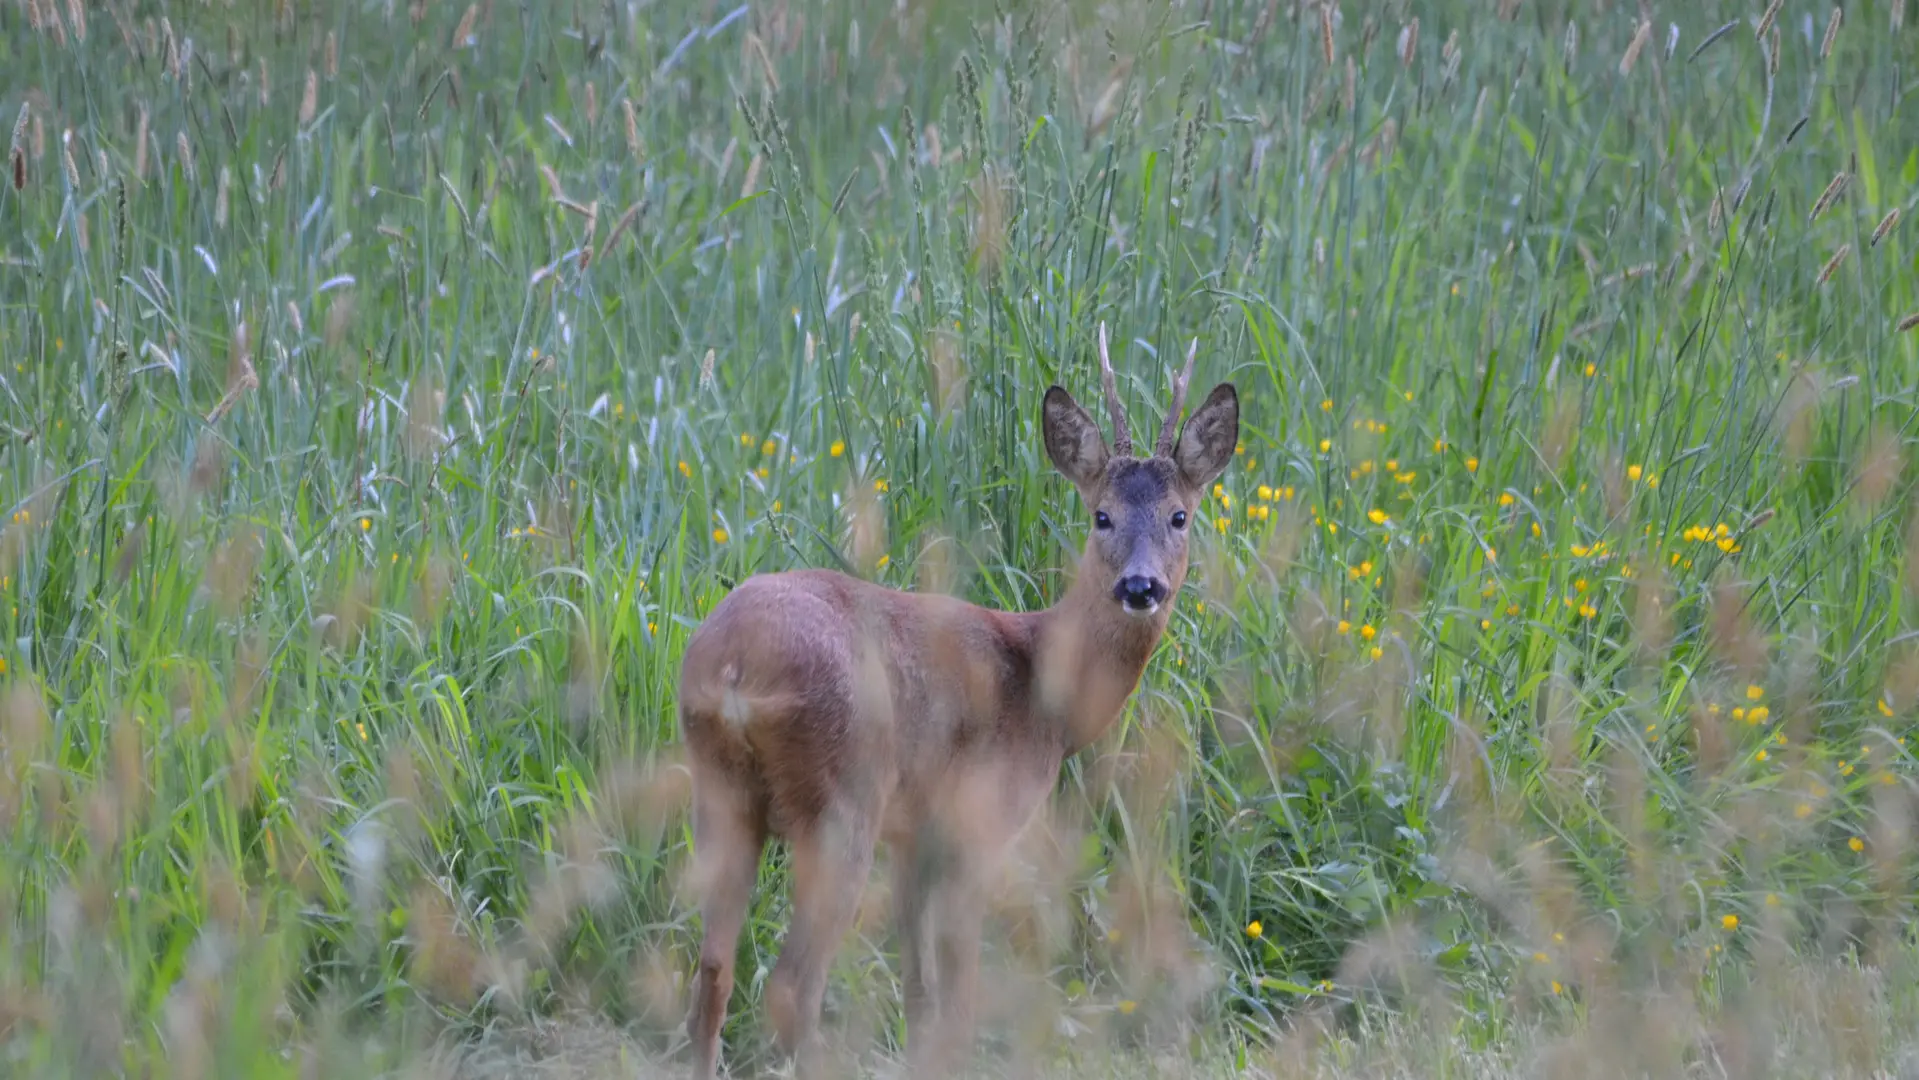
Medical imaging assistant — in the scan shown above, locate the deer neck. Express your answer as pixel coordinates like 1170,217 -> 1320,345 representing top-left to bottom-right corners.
1029,550 -> 1169,755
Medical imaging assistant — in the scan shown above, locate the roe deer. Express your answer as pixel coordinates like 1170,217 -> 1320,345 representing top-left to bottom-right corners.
677,324 -> 1238,1077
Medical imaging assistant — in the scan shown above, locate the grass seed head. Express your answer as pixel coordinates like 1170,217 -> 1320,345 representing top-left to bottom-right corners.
298,68 -> 317,126
1757,0 -> 1785,40
1809,171 -> 1851,221
1873,207 -> 1902,246
1816,242 -> 1850,285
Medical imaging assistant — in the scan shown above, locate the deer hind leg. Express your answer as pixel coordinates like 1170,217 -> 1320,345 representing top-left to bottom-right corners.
686,777 -> 764,1080
766,801 -> 878,1077
891,828 -> 935,1042
930,886 -> 985,1068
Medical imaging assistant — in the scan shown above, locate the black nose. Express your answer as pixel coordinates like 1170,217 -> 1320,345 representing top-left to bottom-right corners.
1114,576 -> 1166,611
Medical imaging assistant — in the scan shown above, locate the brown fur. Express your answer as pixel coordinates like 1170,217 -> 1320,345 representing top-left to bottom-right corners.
679,370 -> 1238,1078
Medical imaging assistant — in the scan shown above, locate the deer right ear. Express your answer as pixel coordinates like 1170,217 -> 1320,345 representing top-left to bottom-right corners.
1042,386 -> 1110,494
1173,383 -> 1239,492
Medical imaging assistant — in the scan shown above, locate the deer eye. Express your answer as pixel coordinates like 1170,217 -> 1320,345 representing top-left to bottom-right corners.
1170,511 -> 1189,529
1094,511 -> 1114,530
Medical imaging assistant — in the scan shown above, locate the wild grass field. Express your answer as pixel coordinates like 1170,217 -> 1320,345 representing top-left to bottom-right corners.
4,0 -> 1919,1076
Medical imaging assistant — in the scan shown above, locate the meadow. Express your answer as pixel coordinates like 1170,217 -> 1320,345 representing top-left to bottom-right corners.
4,0 -> 1919,1075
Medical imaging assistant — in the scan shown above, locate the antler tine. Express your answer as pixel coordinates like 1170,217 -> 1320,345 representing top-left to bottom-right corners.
1096,321 -> 1132,457
1156,337 -> 1199,456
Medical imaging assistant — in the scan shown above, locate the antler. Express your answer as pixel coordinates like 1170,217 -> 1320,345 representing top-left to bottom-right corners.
1156,337 -> 1199,456
1096,321 -> 1132,457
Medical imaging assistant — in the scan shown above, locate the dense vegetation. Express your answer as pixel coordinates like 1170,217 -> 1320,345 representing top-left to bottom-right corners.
4,0 -> 1919,1075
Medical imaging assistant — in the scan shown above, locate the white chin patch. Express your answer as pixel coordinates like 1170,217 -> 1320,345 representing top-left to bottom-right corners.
1122,600 -> 1160,618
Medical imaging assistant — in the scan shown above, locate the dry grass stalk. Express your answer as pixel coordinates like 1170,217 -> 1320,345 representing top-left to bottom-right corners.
1319,2 -> 1335,67
1821,7 -> 1843,59
206,321 -> 258,424
747,31 -> 781,91
1898,312 -> 1919,333
451,3 -> 478,49
1620,19 -> 1651,75
539,163 -> 566,202
598,200 -> 642,260
324,30 -> 338,78
739,153 -> 762,198
1396,17 -> 1417,67
59,129 -> 77,189
622,98 -> 643,162
971,172 -> 1006,278
133,102 -> 148,181
1854,427 -> 1905,514
176,130 -> 192,183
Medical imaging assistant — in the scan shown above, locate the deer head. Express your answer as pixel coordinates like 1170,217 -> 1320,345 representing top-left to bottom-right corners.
1041,323 -> 1239,618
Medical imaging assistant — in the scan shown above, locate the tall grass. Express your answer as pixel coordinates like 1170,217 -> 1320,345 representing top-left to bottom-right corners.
2,0 -> 1918,1075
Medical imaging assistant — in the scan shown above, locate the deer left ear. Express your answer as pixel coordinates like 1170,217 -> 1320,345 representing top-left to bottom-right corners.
1042,385 -> 1112,494
1173,383 -> 1239,492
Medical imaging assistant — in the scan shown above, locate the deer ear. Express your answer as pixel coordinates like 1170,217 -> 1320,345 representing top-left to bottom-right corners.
1042,386 -> 1110,493
1173,383 -> 1239,491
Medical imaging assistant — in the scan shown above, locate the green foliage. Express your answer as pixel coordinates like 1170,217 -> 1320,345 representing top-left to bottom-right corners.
2,0 -> 1919,1074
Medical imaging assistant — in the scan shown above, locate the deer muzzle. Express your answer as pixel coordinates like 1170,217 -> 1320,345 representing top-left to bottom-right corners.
1114,574 -> 1167,616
